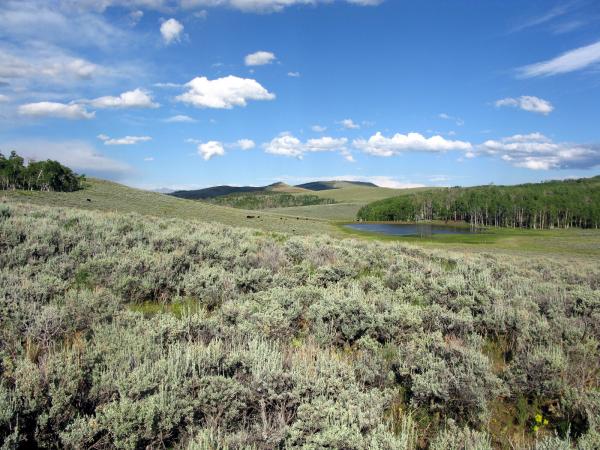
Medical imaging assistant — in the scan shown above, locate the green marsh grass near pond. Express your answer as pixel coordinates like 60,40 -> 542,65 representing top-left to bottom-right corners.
338,221 -> 600,258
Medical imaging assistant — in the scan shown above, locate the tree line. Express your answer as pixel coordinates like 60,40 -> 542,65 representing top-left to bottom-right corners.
207,192 -> 336,209
357,176 -> 600,229
0,150 -> 84,192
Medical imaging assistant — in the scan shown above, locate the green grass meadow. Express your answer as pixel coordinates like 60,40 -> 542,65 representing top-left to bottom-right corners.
4,178 -> 600,259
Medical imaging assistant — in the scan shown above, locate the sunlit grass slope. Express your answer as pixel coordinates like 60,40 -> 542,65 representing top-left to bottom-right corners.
265,183 -> 439,221
4,178 -> 599,259
1,178 -> 337,236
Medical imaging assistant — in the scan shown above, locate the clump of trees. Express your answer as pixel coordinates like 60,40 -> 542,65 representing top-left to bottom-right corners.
1,201 -> 599,448
0,150 -> 83,192
358,176 -> 600,229
207,192 -> 336,209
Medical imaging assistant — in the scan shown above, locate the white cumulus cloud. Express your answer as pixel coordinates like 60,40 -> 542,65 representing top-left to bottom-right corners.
245,51 -> 276,66
478,133 -> 600,170
235,139 -> 255,150
353,132 -> 472,157
176,75 -> 275,109
264,133 -> 348,158
338,118 -> 360,129
198,141 -> 225,160
160,18 -> 184,45
18,102 -> 95,119
495,96 -> 554,115
88,88 -> 158,109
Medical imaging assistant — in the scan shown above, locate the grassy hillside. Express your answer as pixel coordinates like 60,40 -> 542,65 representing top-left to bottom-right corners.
0,178 -> 337,236
168,179 -> 432,222
296,180 -> 378,190
206,192 -> 337,210
264,202 -> 366,221
4,178 -> 600,259
266,182 -> 309,193
171,182 -> 308,200
1,200 -> 599,449
263,184 -> 438,221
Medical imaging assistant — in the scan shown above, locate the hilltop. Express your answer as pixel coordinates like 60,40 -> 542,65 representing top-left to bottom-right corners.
296,180 -> 379,191
169,180 -> 377,200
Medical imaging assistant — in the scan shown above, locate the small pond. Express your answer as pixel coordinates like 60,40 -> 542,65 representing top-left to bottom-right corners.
344,222 -> 482,237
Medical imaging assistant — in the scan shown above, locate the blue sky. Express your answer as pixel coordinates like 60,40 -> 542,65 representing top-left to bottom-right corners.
1,0 -> 600,190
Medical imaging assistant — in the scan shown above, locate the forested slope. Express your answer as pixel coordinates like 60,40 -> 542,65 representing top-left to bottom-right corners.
0,151 -> 83,192
358,176 -> 600,229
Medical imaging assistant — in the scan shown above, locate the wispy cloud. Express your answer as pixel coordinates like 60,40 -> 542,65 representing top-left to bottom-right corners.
438,113 -> 464,126
510,1 -> 581,33
165,114 -> 196,123
5,139 -> 131,176
97,134 -> 151,145
518,40 -> 600,77
18,102 -> 95,119
337,118 -> 360,129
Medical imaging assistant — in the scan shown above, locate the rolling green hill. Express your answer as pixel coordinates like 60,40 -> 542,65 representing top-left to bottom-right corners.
170,182 -> 308,200
296,180 -> 378,190
4,177 -> 600,258
0,178 -> 337,236
168,179 -> 430,221
263,183 -> 439,221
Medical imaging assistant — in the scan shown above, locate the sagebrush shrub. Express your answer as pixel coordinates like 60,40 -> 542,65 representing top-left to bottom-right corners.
1,201 -> 599,448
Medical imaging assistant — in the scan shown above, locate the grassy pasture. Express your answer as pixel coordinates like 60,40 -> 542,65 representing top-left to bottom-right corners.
338,221 -> 600,259
301,182 -> 436,203
1,178 -> 338,236
3,178 -> 600,259
261,183 -> 437,221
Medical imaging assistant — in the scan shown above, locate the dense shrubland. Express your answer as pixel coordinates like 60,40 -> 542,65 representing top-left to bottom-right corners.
205,192 -> 336,210
0,151 -> 83,192
1,201 -> 599,449
357,176 -> 600,229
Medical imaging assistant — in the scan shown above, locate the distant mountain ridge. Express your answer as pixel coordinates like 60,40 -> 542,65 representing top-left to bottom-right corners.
170,180 -> 380,200
296,181 -> 378,191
